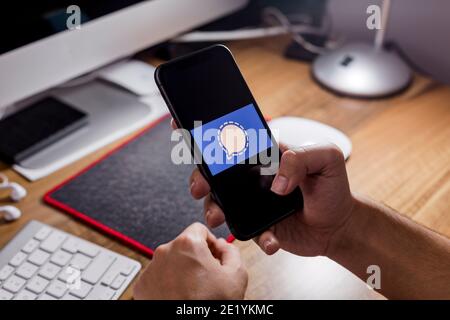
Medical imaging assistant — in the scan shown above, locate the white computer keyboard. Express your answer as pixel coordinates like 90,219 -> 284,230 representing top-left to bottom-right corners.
0,220 -> 141,300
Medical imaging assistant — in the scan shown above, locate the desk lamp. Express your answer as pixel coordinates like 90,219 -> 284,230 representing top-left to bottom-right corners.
312,0 -> 412,98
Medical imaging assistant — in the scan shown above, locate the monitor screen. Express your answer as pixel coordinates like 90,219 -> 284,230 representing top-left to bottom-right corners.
0,1 -> 147,55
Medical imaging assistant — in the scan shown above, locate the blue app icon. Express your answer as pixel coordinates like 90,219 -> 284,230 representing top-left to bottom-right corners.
191,104 -> 272,176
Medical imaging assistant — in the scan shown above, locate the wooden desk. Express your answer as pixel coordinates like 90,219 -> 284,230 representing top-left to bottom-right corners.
1,38 -> 449,299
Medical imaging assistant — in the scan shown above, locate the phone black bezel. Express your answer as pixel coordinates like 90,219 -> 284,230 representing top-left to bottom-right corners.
155,45 -> 300,240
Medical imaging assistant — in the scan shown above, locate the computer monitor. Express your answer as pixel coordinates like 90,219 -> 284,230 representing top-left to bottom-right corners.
0,0 -> 247,180
0,0 -> 248,109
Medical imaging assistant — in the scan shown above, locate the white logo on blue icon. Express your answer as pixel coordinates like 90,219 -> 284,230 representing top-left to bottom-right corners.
218,121 -> 249,159
191,104 -> 272,175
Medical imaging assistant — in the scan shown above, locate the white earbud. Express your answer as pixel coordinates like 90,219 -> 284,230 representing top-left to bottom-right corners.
6,182 -> 27,201
0,174 -> 25,222
0,205 -> 22,221
0,174 -> 27,202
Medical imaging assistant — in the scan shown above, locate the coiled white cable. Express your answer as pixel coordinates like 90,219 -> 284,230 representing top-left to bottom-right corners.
262,7 -> 334,55
173,6 -> 339,56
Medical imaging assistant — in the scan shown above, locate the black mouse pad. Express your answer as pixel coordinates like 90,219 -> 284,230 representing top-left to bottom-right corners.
44,116 -> 231,256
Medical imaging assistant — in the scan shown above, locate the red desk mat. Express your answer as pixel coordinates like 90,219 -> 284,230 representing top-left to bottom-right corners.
44,115 -> 232,257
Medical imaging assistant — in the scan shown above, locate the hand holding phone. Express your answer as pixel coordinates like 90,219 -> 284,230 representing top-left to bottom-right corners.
156,45 -> 302,240
189,143 -> 354,257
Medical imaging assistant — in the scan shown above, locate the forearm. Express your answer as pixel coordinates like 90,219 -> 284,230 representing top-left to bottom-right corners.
327,194 -> 450,299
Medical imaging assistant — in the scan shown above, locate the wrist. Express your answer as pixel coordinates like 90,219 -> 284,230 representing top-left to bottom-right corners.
325,193 -> 372,261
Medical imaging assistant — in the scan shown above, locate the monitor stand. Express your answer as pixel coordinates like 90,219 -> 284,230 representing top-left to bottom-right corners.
13,79 -> 168,181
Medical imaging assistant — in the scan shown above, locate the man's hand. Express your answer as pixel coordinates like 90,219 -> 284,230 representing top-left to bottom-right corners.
172,120 -> 450,299
190,143 -> 355,257
133,222 -> 248,300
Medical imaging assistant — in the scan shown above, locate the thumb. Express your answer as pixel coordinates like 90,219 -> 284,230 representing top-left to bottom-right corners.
254,230 -> 280,255
271,144 -> 345,196
211,238 -> 242,267
271,149 -> 307,195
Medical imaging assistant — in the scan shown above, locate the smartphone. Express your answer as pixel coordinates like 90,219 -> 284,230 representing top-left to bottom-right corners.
0,97 -> 88,164
155,45 -> 302,240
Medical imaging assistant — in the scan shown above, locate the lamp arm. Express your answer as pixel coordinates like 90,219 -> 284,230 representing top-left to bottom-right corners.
374,0 -> 391,50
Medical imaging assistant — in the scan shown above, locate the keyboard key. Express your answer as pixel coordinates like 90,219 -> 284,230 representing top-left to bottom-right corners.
120,262 -> 136,276
9,251 -> 27,267
70,253 -> 91,270
110,274 -> 126,290
38,293 -> 57,300
15,262 -> 38,279
39,262 -> 61,280
99,287 -> 116,300
100,259 -> 135,286
61,238 -> 80,253
58,267 -> 72,283
62,238 -> 99,257
26,275 -> 49,294
22,239 -> 40,254
46,280 -> 68,298
0,265 -> 15,281
40,231 -> 67,253
3,275 -> 26,293
62,293 -> 81,300
82,252 -> 115,285
58,266 -> 82,286
34,226 -> 52,241
0,288 -> 14,300
28,249 -> 50,266
50,250 -> 72,267
69,281 -> 92,299
14,289 -> 37,300
88,286 -> 116,300
101,270 -> 119,286
77,242 -> 99,258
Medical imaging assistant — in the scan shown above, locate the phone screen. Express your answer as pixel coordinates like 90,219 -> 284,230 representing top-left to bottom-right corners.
156,45 -> 302,239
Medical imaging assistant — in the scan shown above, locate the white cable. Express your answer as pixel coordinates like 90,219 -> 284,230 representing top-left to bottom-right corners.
262,7 -> 329,55
173,7 -> 338,54
173,24 -> 326,42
